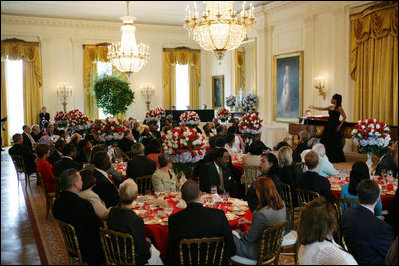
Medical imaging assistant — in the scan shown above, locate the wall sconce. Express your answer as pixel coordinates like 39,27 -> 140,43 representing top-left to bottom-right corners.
57,82 -> 72,112
141,83 -> 155,111
313,76 -> 326,100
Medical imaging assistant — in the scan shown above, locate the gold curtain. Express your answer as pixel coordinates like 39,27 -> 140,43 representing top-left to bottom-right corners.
1,62 -> 9,146
1,40 -> 42,127
236,51 -> 246,94
163,48 -> 200,109
350,4 -> 398,126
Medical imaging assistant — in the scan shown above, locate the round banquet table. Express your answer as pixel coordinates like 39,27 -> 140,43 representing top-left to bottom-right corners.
327,171 -> 397,210
130,192 -> 253,264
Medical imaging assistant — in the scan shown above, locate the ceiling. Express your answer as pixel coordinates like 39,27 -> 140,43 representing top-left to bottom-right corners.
1,1 -> 271,26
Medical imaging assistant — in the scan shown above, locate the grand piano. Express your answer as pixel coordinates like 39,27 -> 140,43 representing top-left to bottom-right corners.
289,116 -> 398,142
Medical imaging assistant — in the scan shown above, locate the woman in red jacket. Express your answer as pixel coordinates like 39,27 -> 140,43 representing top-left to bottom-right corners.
35,144 -> 56,193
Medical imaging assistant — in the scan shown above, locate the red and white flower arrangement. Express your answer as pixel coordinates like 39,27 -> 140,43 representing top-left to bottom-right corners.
351,119 -> 391,154
180,111 -> 201,126
238,113 -> 263,135
66,109 -> 91,130
54,111 -> 68,128
145,107 -> 166,123
90,117 -> 126,143
161,126 -> 207,165
217,108 -> 230,122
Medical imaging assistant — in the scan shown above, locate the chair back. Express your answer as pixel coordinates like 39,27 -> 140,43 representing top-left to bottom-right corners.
281,183 -> 294,230
56,219 -> 84,265
337,198 -> 359,220
243,166 -> 261,192
99,228 -> 135,265
295,188 -> 319,207
38,172 -> 56,219
257,221 -> 288,265
179,237 -> 225,265
136,175 -> 153,194
10,155 -> 26,174
125,151 -> 135,161
295,162 -> 306,172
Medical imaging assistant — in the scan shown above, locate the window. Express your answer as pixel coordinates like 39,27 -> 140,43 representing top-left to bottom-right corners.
97,61 -> 112,119
175,64 -> 189,110
5,59 -> 24,138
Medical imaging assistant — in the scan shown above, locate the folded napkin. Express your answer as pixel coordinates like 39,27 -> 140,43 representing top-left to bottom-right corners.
212,193 -> 223,203
176,200 -> 187,209
232,199 -> 248,206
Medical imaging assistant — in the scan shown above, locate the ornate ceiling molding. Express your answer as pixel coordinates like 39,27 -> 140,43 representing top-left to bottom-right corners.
263,1 -> 296,13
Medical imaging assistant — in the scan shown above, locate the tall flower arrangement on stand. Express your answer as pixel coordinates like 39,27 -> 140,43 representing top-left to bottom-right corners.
145,107 -> 166,123
161,126 -> 207,173
54,111 -> 68,129
90,117 -> 126,146
180,111 -> 201,128
238,113 -> 263,140
225,95 -> 236,110
243,92 -> 258,113
217,108 -> 231,123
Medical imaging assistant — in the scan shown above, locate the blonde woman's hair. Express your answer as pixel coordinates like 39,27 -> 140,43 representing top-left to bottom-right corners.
119,179 -> 138,205
138,124 -> 149,135
278,145 -> 293,167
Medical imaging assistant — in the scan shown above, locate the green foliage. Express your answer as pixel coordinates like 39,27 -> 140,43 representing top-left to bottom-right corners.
91,74 -> 134,116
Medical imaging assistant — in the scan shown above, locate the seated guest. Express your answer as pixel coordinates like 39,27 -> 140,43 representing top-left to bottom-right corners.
233,177 -> 287,261
212,118 -> 221,134
242,140 -> 266,167
227,118 -> 240,134
208,125 -> 224,147
152,154 -> 178,192
46,123 -> 58,137
340,179 -> 394,265
85,144 -> 124,185
296,151 -> 335,204
385,236 -> 398,265
75,139 -> 93,167
298,197 -> 357,265
92,151 -> 119,208
52,169 -> 105,265
202,122 -> 215,140
131,121 -> 141,142
31,124 -> 41,143
22,124 -> 36,151
9,133 -> 37,175
224,133 -> 242,157
139,125 -> 152,148
126,143 -> 156,181
275,141 -> 290,152
118,129 -> 136,153
293,130 -> 311,163
146,138 -> 162,168
148,121 -> 161,139
57,130 -> 67,143
107,179 -> 162,265
35,144 -> 56,193
246,152 -> 283,213
79,169 -> 110,221
53,144 -> 82,177
341,161 -> 383,216
38,131 -> 52,145
385,189 -> 398,237
201,103 -> 207,109
374,147 -> 398,178
70,133 -> 82,153
312,143 -> 338,177
47,139 -> 66,166
199,148 -> 237,196
85,133 -> 96,146
278,146 -> 301,207
167,180 -> 236,265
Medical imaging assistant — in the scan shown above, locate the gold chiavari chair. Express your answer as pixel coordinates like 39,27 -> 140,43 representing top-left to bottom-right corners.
179,237 -> 225,265
136,175 -> 153,195
56,220 -> 85,265
99,228 -> 135,265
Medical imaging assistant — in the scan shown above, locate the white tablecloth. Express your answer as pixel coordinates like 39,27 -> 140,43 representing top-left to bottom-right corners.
262,125 -> 288,148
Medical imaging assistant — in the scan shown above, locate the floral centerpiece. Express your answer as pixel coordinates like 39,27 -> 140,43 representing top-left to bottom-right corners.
145,107 -> 166,123
238,113 -> 263,139
225,95 -> 236,110
180,111 -> 201,127
90,117 -> 126,145
243,92 -> 258,113
217,108 -> 231,123
66,109 -> 91,132
54,111 -> 68,129
161,126 -> 207,173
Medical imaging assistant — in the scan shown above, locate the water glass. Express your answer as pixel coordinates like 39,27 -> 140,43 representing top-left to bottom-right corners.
387,170 -> 393,178
381,169 -> 387,178
164,202 -> 174,216
137,195 -> 144,208
223,192 -> 229,202
211,186 -> 217,194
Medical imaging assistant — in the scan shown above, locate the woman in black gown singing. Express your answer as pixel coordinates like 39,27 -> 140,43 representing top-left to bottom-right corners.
308,94 -> 346,163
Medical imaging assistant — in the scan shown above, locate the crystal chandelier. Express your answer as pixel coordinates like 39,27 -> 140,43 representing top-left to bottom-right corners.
108,1 -> 150,76
184,1 -> 255,60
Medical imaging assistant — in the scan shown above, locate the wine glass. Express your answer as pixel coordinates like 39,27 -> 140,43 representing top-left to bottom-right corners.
381,169 -> 387,178
387,170 -> 393,178
223,192 -> 229,203
164,201 -> 174,216
211,186 -> 217,195
137,195 -> 144,209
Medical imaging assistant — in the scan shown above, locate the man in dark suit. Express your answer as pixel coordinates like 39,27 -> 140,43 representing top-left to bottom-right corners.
148,121 -> 161,139
117,129 -> 136,153
374,148 -> 398,178
92,151 -> 119,208
8,133 -> 37,174
39,107 -> 50,130
296,150 -> 335,204
293,130 -> 311,163
340,179 -> 394,265
75,139 -> 92,167
198,148 -> 237,197
52,168 -> 105,265
126,143 -> 156,181
47,139 -> 66,166
167,180 -> 236,264
22,124 -> 36,152
53,144 -> 82,177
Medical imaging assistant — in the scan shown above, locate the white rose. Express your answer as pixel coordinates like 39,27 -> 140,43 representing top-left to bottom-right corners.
376,124 -> 380,129
361,125 -> 365,129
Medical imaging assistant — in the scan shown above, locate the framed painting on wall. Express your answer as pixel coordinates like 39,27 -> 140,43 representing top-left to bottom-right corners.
212,75 -> 224,108
273,51 -> 303,123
